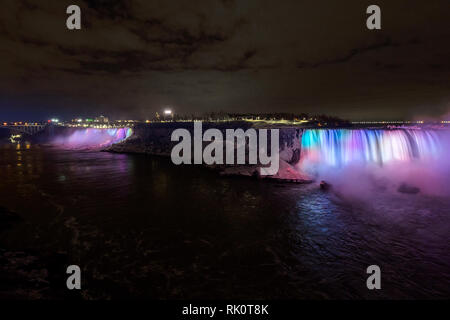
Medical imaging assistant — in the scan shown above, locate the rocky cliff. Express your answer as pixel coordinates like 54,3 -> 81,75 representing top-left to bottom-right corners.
106,122 -> 312,182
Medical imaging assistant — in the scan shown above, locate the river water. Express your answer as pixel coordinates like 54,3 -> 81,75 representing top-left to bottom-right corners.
0,142 -> 449,299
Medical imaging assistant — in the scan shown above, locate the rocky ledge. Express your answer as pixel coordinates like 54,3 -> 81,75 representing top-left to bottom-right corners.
105,123 -> 313,183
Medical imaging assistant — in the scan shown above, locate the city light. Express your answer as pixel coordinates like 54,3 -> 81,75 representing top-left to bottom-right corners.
164,109 -> 172,115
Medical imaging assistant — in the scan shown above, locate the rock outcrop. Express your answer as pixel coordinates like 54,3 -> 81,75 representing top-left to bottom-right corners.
106,122 -> 312,183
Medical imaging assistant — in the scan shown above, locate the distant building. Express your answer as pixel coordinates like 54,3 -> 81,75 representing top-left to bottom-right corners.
95,115 -> 109,123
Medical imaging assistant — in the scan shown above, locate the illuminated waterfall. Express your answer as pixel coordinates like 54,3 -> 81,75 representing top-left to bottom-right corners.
52,127 -> 133,148
300,129 -> 441,168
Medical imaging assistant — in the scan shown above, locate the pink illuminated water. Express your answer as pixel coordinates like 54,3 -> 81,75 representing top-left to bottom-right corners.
301,129 -> 441,167
300,129 -> 450,196
52,127 -> 133,149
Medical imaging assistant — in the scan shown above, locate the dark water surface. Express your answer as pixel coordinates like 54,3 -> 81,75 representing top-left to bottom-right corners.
1,143 -> 449,299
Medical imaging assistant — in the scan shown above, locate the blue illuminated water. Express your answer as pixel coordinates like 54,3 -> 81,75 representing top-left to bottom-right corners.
301,129 -> 442,167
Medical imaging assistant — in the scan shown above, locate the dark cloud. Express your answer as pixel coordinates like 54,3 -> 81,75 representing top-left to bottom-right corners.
0,0 -> 449,121
297,37 -> 399,68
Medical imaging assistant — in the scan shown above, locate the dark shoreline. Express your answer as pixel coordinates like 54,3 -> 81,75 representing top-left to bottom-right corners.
0,206 -> 81,300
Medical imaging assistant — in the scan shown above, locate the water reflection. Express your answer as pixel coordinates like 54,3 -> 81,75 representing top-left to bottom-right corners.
0,144 -> 449,299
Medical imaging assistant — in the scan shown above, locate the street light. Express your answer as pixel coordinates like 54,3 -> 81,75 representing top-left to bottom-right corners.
163,108 -> 174,121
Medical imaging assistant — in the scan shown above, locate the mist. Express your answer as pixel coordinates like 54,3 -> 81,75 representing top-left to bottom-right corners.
298,128 -> 450,200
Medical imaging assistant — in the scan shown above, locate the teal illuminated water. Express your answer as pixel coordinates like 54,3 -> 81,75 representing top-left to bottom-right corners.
301,129 -> 442,167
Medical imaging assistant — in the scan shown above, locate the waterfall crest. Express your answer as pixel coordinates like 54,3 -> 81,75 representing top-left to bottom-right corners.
52,127 -> 133,149
300,129 -> 441,168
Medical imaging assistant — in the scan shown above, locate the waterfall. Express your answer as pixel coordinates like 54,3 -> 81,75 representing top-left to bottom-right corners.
299,128 -> 450,196
52,127 -> 133,149
300,129 -> 442,169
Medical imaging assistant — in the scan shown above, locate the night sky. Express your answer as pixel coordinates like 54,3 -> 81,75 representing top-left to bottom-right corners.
0,0 -> 449,121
